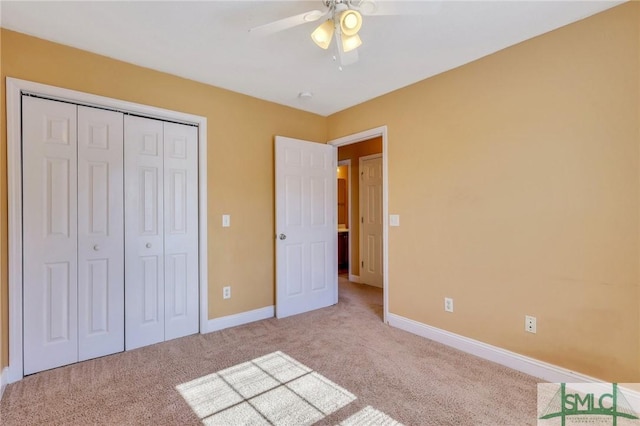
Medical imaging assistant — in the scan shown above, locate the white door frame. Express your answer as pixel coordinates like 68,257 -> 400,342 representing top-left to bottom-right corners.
337,159 -> 351,278
329,126 -> 388,324
5,77 -> 209,383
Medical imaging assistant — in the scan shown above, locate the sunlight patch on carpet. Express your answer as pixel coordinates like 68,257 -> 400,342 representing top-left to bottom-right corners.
339,406 -> 403,426
177,351 -> 357,425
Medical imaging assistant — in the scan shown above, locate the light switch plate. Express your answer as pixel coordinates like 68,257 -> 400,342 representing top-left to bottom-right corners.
389,214 -> 400,227
222,214 -> 231,227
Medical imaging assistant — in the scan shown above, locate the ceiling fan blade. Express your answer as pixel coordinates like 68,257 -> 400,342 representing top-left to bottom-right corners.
355,0 -> 442,16
249,9 -> 326,37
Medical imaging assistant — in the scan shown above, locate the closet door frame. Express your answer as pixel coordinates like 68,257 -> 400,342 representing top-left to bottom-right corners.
6,77 -> 209,383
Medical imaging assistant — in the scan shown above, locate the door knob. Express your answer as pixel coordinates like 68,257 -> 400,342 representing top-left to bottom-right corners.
146,243 -> 152,248
279,234 -> 287,240
93,245 -> 100,251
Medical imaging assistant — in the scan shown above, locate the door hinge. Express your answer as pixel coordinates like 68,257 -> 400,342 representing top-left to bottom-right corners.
361,217 -> 363,223
361,261 -> 364,267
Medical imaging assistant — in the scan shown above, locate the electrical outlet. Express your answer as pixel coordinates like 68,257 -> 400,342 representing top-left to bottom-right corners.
223,286 -> 231,299
444,297 -> 454,313
525,315 -> 536,333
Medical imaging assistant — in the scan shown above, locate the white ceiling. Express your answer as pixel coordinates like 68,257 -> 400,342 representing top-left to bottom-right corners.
1,1 -> 623,116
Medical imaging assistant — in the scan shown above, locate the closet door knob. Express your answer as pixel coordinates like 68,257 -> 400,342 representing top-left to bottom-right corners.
146,243 -> 152,248
93,245 -> 100,251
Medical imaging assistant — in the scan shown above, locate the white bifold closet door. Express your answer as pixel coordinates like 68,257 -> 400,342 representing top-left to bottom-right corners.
124,115 -> 199,351
77,106 -> 125,361
22,97 -> 124,375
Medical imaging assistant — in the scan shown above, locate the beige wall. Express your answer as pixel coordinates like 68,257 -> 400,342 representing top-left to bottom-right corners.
338,137 -> 383,276
1,2 -> 639,383
0,29 -> 328,369
329,3 -> 640,381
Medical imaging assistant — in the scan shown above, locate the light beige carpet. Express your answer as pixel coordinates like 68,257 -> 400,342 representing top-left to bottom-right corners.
0,278 -> 539,425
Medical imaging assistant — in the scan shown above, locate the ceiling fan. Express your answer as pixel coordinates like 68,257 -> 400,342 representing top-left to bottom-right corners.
249,0 -> 438,67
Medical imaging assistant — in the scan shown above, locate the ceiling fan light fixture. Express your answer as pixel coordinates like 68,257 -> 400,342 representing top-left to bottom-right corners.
341,33 -> 362,53
311,20 -> 334,49
339,10 -> 362,37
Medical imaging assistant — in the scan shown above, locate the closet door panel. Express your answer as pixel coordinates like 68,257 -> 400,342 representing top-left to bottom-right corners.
77,106 -> 125,361
163,122 -> 199,340
125,115 -> 165,350
23,97 -> 79,375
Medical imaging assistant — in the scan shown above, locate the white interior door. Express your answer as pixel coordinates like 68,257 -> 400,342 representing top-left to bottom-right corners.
124,115 -> 165,350
22,96 -> 79,375
77,106 -> 124,361
359,155 -> 383,288
163,122 -> 199,340
275,136 -> 337,319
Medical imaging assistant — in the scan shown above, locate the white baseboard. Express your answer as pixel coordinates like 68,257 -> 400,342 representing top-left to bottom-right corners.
349,274 -> 360,283
387,313 -> 600,383
624,387 -> 640,408
388,313 -> 640,409
205,306 -> 274,333
1,367 -> 8,401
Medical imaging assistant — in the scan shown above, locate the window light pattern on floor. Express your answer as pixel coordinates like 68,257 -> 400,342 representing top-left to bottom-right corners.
339,406 -> 403,426
177,351 -> 361,425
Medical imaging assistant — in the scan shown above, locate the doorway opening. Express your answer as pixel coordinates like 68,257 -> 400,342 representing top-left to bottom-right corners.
337,160 -> 350,277
330,127 -> 388,323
